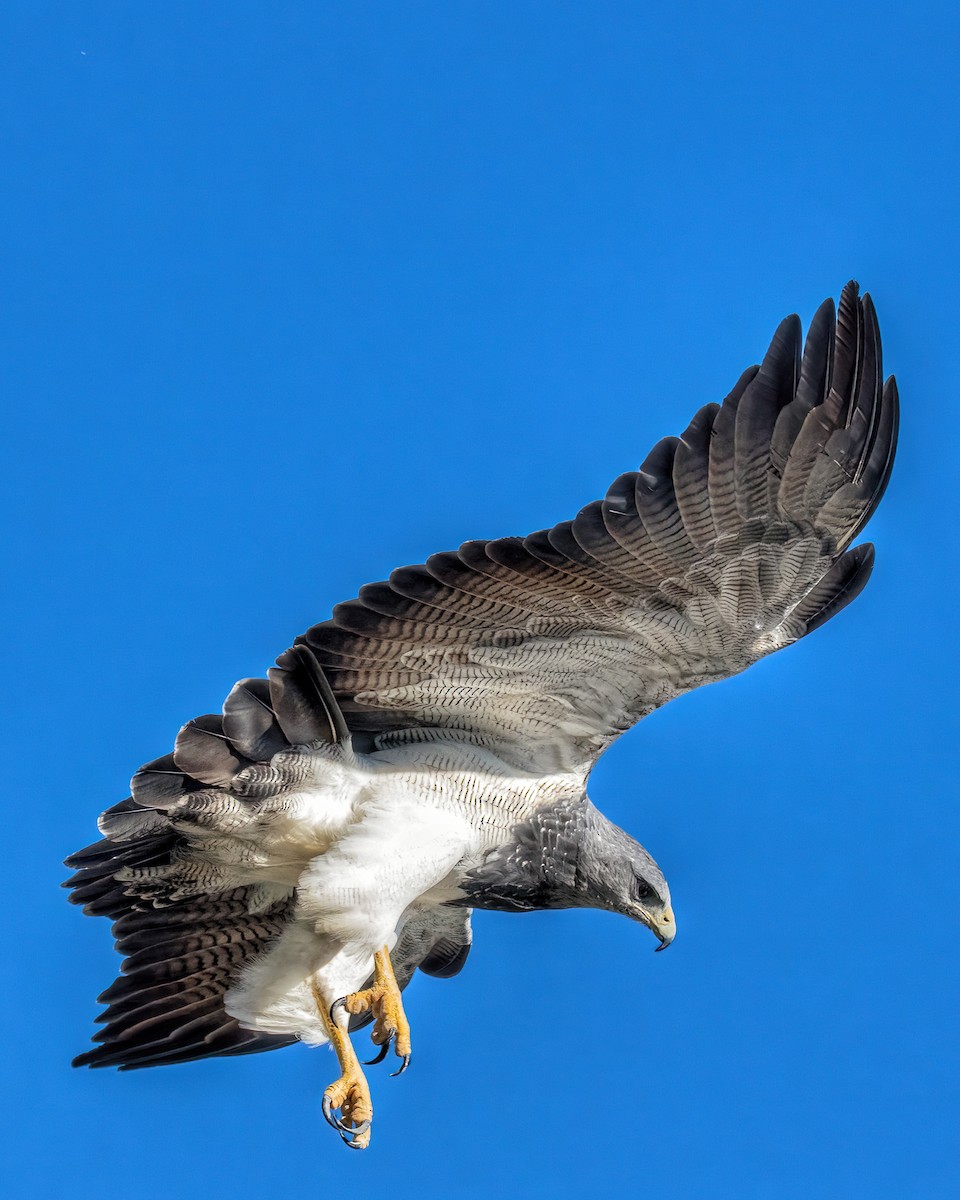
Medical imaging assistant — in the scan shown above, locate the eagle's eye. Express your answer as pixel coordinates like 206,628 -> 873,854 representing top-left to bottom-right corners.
632,875 -> 658,906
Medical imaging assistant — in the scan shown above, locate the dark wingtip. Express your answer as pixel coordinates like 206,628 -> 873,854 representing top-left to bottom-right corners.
71,1049 -> 102,1069
795,542 -> 876,636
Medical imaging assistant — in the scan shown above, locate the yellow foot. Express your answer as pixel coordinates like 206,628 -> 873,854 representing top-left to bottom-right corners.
321,1064 -> 373,1151
312,980 -> 373,1150
331,945 -> 412,1076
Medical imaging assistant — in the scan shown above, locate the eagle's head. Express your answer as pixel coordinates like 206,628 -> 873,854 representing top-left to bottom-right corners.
580,809 -> 676,949
455,796 -> 675,949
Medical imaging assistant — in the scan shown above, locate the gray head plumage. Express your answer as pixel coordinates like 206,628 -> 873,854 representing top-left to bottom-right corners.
456,795 -> 675,948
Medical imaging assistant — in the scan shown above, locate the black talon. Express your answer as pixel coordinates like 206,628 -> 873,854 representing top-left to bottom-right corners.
338,1118 -> 371,1147
329,997 -> 348,1023
363,1040 -> 391,1066
391,1053 -> 411,1078
323,1089 -> 372,1143
333,1110 -> 369,1138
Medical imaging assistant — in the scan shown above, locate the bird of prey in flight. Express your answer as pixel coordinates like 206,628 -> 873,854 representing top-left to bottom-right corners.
66,282 -> 897,1149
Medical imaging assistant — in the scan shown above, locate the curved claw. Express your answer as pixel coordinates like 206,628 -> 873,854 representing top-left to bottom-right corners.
333,1112 -> 364,1137
323,1089 -> 372,1142
363,1040 -> 391,1066
390,1052 -> 411,1078
323,1107 -> 352,1139
337,1118 -> 371,1148
338,1126 -> 369,1149
329,996 -> 348,1023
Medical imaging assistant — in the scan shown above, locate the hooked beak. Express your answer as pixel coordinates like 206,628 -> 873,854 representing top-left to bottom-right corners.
652,904 -> 676,952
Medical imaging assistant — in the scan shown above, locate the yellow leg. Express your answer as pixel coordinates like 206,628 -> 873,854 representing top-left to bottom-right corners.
333,945 -> 412,1074
312,980 -> 373,1150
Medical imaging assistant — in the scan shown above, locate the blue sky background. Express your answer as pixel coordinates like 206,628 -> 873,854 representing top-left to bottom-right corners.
2,4 -> 958,1197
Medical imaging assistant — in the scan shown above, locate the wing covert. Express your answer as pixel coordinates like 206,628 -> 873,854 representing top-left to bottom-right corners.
295,282 -> 897,771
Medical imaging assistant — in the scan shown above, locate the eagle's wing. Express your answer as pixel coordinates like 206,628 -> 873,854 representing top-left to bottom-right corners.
299,282 -> 897,773
65,660 -> 471,1068
64,870 -> 297,1069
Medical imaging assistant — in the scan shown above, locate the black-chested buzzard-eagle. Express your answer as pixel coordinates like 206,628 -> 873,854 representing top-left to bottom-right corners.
66,282 -> 898,1148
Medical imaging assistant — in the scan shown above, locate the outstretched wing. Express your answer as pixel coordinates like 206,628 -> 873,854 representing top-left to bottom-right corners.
297,282 -> 897,772
66,650 -> 475,1069
64,653 -> 348,1069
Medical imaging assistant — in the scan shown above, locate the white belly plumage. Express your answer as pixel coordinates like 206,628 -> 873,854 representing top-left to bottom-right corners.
216,737 -> 581,1044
